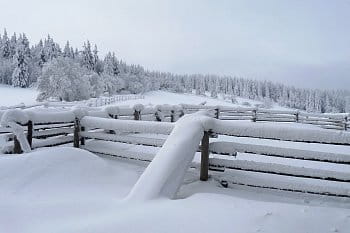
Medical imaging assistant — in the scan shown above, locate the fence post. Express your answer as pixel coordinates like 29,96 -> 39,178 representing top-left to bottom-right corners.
80,126 -> 85,145
13,136 -> 22,154
344,116 -> 348,131
73,118 -> 80,148
252,109 -> 257,122
200,131 -> 210,181
215,108 -> 220,119
134,110 -> 141,120
27,120 -> 33,149
295,111 -> 299,123
170,110 -> 175,122
155,111 -> 162,122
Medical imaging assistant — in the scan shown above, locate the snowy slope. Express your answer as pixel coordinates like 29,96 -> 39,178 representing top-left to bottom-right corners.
0,86 -> 286,110
1,147 -> 349,233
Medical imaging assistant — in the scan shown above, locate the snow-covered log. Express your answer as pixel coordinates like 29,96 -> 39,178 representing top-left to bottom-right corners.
33,123 -> 74,130
212,120 -> 350,145
256,117 -> 296,122
80,116 -> 174,134
257,109 -> 298,115
33,128 -> 73,138
209,141 -> 350,163
209,158 -> 350,182
81,131 -> 165,147
127,111 -> 214,201
81,141 -> 156,162
25,110 -> 76,124
219,116 -> 252,121
214,170 -> 350,198
31,135 -> 74,149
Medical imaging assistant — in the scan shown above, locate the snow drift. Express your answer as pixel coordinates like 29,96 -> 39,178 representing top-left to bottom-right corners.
0,147 -> 138,200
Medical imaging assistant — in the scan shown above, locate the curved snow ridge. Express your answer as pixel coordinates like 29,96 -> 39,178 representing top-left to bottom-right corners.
126,111 -> 214,201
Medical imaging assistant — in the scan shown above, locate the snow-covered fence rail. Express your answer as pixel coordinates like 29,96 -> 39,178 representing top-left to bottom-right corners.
78,117 -> 173,144
180,104 -> 349,131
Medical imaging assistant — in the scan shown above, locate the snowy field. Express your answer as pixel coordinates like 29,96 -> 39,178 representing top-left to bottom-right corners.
0,84 -> 284,110
0,85 -> 39,107
1,147 -> 349,233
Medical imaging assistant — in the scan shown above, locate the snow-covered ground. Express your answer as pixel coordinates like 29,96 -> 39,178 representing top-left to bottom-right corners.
1,147 -> 349,233
0,85 -> 39,107
0,84 -> 285,110
1,88 -> 350,233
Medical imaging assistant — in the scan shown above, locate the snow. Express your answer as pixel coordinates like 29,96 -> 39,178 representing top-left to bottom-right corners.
213,120 -> 350,144
132,103 -> 144,112
82,140 -> 157,162
25,109 -> 76,124
110,91 -> 276,109
0,109 -> 31,152
82,131 -> 166,147
0,84 -> 39,107
1,90 -> 350,232
104,105 -> 119,115
1,147 -> 350,233
209,141 -> 350,163
209,157 -> 350,183
127,111 -> 213,200
81,116 -> 174,134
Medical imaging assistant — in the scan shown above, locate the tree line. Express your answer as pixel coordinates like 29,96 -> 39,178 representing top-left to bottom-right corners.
0,29 -> 349,112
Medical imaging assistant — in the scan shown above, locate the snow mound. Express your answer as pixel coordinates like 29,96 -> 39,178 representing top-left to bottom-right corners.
0,147 -> 135,200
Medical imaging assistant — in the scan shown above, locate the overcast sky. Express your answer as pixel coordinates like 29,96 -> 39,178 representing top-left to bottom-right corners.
1,0 -> 349,90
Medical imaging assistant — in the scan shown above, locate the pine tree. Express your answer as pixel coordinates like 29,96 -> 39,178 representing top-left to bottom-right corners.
93,44 -> 102,74
12,45 -> 30,87
103,52 -> 119,76
63,41 -> 72,58
1,29 -> 11,58
81,41 -> 94,70
9,33 -> 17,57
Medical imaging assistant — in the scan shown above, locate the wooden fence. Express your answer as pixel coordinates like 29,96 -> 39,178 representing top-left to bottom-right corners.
181,104 -> 349,131
2,107 -> 350,198
75,116 -> 350,198
1,103 -> 350,154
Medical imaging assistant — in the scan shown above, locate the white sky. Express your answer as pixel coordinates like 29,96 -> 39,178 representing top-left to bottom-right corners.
1,0 -> 350,90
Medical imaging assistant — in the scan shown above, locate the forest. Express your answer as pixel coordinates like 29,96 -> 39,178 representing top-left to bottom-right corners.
0,29 -> 348,113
